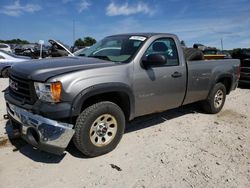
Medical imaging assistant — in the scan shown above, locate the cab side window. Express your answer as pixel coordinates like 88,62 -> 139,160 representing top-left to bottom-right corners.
144,38 -> 179,66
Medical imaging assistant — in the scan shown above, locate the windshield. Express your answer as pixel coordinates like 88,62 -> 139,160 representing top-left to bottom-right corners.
77,35 -> 147,63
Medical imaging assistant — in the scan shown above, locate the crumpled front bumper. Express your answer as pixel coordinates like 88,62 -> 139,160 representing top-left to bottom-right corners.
6,102 -> 75,155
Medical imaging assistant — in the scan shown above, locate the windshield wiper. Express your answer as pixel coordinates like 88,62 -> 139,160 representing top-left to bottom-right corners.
89,55 -> 111,61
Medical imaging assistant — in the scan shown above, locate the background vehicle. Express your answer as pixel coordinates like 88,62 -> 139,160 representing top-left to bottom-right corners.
0,50 -> 31,77
49,39 -> 74,57
232,49 -> 250,85
193,44 -> 231,60
5,33 -> 240,157
203,48 -> 231,60
14,44 -> 36,56
0,43 -> 12,53
73,47 -> 90,56
220,50 -> 232,59
13,40 -> 73,59
193,43 -> 206,51
0,50 -> 31,78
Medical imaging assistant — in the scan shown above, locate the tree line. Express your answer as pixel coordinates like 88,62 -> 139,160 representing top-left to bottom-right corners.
74,37 -> 96,47
0,39 -> 30,44
0,36 -> 97,47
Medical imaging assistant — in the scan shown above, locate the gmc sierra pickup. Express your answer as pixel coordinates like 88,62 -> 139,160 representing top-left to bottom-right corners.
5,33 -> 240,157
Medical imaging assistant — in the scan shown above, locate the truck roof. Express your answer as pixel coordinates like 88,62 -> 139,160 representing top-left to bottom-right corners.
108,33 -> 178,38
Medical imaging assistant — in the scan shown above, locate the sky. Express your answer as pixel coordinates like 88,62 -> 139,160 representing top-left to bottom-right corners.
0,0 -> 250,49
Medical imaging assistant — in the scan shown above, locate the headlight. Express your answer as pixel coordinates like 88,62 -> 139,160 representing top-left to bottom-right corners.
34,82 -> 62,102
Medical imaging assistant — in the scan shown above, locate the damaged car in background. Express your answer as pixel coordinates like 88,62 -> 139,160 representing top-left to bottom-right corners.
14,39 -> 74,59
0,50 -> 31,77
232,49 -> 250,85
1,40 -> 74,78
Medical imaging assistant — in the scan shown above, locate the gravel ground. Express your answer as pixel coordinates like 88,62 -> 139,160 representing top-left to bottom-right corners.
0,79 -> 8,138
0,78 -> 249,188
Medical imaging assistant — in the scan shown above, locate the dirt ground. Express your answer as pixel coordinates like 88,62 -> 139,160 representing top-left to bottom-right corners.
0,78 -> 249,188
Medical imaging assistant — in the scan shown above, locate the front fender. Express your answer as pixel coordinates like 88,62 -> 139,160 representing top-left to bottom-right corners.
70,82 -> 135,120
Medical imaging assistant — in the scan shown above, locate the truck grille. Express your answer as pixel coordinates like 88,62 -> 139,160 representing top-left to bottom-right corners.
9,74 -> 37,104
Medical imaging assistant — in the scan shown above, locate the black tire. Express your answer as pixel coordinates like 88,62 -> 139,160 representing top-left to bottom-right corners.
201,83 -> 226,114
73,101 -> 125,157
1,67 -> 10,78
183,48 -> 204,61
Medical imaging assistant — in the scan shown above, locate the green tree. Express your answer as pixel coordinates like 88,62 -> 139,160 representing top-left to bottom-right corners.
74,38 -> 85,47
0,38 -> 30,44
83,37 -> 96,46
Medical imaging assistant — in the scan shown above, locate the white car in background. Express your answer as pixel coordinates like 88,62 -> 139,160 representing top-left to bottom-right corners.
0,50 -> 31,77
73,46 -> 90,56
0,43 -> 12,53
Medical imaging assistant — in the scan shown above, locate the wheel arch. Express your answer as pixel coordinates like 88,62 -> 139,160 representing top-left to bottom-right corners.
71,83 -> 135,121
215,74 -> 233,94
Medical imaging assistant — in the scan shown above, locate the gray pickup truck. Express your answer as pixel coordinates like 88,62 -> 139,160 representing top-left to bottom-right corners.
5,33 -> 240,157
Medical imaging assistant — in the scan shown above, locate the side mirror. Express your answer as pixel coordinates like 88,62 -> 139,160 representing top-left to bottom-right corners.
141,54 -> 166,69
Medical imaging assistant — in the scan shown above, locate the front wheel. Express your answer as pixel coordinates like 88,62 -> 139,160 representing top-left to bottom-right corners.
73,101 -> 125,157
201,83 -> 226,114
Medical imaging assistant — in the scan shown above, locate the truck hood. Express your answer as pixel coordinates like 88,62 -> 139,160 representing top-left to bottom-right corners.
11,56 -> 117,81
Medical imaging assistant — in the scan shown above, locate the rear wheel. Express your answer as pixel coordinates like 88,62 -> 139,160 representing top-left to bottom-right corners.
201,83 -> 226,114
73,101 -> 125,157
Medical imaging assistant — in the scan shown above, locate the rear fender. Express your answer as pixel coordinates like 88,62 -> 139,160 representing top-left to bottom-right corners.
209,73 -> 233,96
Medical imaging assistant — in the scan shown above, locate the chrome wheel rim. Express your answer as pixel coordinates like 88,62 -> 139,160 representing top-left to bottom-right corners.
89,114 -> 117,147
214,89 -> 224,108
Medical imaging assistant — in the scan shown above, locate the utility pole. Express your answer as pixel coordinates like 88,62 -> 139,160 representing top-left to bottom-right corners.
221,38 -> 224,51
73,19 -> 75,46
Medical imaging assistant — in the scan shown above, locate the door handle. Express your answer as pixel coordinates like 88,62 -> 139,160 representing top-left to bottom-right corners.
171,72 -> 182,78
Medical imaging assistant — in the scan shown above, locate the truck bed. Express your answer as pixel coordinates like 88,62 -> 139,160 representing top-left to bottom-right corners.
183,59 -> 240,105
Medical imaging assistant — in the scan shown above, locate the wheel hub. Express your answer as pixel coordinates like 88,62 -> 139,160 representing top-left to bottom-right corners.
214,89 -> 224,108
89,114 -> 118,147
96,123 -> 108,137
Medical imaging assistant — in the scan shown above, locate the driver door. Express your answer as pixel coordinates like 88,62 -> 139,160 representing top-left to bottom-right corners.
133,38 -> 186,116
